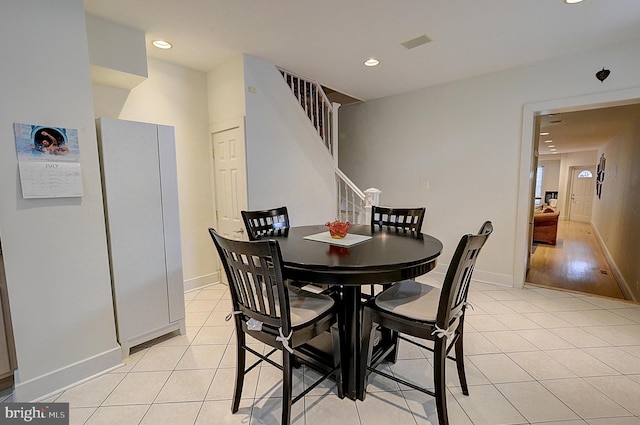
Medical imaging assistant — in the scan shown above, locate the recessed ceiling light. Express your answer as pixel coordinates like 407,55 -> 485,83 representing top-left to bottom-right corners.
544,140 -> 553,143
550,148 -> 557,152
564,0 -> 584,4
364,58 -> 380,67
551,151 -> 559,154
548,145 -> 555,148
152,40 -> 173,49
540,132 -> 550,136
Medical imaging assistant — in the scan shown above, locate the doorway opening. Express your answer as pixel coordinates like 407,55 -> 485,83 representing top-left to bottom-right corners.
515,88 -> 640,301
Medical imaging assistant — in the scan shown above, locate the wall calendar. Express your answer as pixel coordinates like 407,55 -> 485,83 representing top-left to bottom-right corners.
13,123 -> 83,199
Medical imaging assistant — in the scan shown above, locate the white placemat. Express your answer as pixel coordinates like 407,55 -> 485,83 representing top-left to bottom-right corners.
303,231 -> 372,247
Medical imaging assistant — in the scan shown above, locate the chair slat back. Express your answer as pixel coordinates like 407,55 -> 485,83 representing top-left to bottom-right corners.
371,206 -> 425,234
437,221 -> 493,329
242,206 -> 290,240
209,228 -> 291,332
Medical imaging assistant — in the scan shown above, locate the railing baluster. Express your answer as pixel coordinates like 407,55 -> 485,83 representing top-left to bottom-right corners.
337,177 -> 343,220
314,86 -> 319,129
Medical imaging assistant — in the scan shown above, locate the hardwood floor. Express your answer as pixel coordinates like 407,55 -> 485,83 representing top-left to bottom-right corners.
526,219 -> 629,300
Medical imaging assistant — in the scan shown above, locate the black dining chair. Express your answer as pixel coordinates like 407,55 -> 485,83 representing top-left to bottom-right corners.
359,221 -> 493,425
368,206 -> 428,359
367,206 -> 427,300
242,206 -> 331,294
209,228 -> 343,425
241,206 -> 290,241
371,206 -> 426,235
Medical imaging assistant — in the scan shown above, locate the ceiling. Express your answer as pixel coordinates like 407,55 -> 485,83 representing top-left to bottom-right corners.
537,103 -> 640,156
83,0 -> 640,153
83,0 -> 640,102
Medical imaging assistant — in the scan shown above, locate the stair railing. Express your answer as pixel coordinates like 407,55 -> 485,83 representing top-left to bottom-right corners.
280,68 -> 334,156
336,169 -> 366,224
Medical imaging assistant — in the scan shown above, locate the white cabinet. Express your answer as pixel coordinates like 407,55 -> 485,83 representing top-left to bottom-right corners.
96,118 -> 185,356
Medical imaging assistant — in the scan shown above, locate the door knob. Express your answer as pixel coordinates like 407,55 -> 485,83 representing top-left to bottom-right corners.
234,228 -> 245,234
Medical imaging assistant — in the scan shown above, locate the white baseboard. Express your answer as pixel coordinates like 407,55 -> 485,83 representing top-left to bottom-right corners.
12,345 -> 122,402
472,268 -> 514,288
183,271 -> 219,292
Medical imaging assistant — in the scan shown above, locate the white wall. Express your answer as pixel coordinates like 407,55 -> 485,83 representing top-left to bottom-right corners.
207,56 -> 246,125
0,0 -> 121,400
85,14 -> 147,89
592,120 -> 640,299
243,56 -> 335,224
93,58 -> 216,291
340,37 -> 640,287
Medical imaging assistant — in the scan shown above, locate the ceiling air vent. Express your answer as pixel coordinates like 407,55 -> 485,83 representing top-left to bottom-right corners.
401,34 -> 432,50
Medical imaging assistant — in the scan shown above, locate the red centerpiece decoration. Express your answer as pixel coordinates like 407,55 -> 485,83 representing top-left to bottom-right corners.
325,220 -> 350,239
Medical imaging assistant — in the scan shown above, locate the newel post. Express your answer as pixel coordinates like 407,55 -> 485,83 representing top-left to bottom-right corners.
364,188 -> 381,225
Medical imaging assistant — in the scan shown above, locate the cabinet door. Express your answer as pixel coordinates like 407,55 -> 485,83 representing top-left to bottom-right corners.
157,125 -> 185,323
98,118 -> 169,341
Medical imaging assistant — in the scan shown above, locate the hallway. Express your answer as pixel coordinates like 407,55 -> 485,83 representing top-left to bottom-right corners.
527,220 -> 629,300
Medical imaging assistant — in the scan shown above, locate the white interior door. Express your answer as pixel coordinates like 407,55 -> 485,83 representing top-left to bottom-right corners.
569,166 -> 596,222
212,126 -> 248,240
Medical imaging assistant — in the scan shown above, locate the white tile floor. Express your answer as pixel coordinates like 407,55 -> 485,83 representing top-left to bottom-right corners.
12,281 -> 640,424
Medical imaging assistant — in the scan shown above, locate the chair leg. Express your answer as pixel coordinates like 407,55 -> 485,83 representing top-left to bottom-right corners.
232,328 -> 246,413
382,328 -> 399,363
292,356 -> 302,369
331,324 -> 345,399
358,307 -> 375,400
433,338 -> 449,425
373,285 -> 398,363
454,327 -> 469,396
281,350 -> 293,425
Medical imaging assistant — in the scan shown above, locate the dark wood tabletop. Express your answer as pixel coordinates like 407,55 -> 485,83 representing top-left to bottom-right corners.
276,224 -> 443,285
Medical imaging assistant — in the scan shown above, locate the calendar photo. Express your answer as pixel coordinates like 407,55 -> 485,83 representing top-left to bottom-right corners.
13,123 -> 80,162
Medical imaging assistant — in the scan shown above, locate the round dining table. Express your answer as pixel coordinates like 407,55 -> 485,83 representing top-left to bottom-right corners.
275,224 -> 443,400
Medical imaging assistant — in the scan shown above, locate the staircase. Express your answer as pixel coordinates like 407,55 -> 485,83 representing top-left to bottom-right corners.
279,69 -> 368,223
